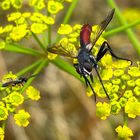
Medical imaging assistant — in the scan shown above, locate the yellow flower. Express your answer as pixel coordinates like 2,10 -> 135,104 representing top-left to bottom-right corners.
119,97 -> 127,107
68,32 -> 79,38
47,1 -> 63,14
125,97 -> 140,118
59,37 -> 69,46
86,89 -> 93,97
101,68 -> 113,80
134,86 -> 140,96
48,52 -> 57,60
113,69 -> 124,77
42,16 -> 55,25
128,67 -> 140,77
115,125 -> 133,140
31,23 -> 47,34
26,86 -> 40,100
30,12 -> 43,23
10,24 -> 28,41
73,24 -> 82,32
0,106 -> 8,121
127,80 -> 135,87
16,17 -> 26,24
135,79 -> 140,87
0,127 -> 4,140
1,0 -> 10,10
2,72 -> 17,84
68,37 -> 77,43
113,60 -> 131,68
11,0 -> 22,9
9,92 -> 24,106
22,12 -> 31,18
0,26 -> 4,34
0,41 -> 5,49
101,54 -> 113,68
93,82 -> 109,98
110,101 -> 121,114
7,12 -> 21,21
111,78 -> 121,85
96,102 -> 111,120
3,25 -> 13,33
14,110 -> 31,127
121,74 -> 130,81
57,24 -> 72,35
36,0 -> 45,10
29,0 -> 45,10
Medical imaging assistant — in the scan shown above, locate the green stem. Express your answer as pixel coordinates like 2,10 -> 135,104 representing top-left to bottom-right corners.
46,12 -> 52,46
52,56 -> 82,82
20,59 -> 49,93
104,19 -> 140,37
4,43 -> 43,56
47,25 -> 51,46
123,111 -> 128,126
107,0 -> 140,55
62,0 -> 79,24
16,59 -> 43,77
54,0 -> 79,43
32,32 -> 46,52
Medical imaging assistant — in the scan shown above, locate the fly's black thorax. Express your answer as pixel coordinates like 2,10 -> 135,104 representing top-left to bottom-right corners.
77,48 -> 97,68
77,48 -> 90,63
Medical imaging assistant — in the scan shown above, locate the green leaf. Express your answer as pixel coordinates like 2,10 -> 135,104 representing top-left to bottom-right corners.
104,20 -> 140,37
51,56 -> 82,82
4,43 -> 43,56
31,32 -> 46,52
20,59 -> 48,93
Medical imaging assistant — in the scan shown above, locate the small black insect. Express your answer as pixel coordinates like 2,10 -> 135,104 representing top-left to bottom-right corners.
48,8 -> 132,101
2,74 -> 37,87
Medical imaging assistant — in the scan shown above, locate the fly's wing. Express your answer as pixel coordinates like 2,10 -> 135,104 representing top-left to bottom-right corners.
48,44 -> 78,58
90,8 -> 115,51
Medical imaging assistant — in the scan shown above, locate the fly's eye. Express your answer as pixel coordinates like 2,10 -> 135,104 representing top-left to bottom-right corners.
84,62 -> 92,72
74,64 -> 81,74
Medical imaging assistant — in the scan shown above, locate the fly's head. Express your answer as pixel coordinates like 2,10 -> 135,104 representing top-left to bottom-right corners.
18,77 -> 28,83
74,62 -> 92,77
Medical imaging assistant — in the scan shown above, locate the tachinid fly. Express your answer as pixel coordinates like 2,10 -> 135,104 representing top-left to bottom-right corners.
48,8 -> 132,101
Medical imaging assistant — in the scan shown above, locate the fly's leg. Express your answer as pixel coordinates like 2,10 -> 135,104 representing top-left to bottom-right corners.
83,75 -> 96,101
96,41 -> 132,64
74,63 -> 96,101
94,41 -> 132,100
90,74 -> 93,83
94,67 -> 110,100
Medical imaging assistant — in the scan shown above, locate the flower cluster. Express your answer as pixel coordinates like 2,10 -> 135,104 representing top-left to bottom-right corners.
0,72 -> 40,130
91,52 -> 140,139
0,0 -> 72,46
94,60 -> 140,118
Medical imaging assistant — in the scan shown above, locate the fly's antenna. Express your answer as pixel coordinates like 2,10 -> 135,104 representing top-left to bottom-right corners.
83,75 -> 96,101
94,67 -> 110,100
